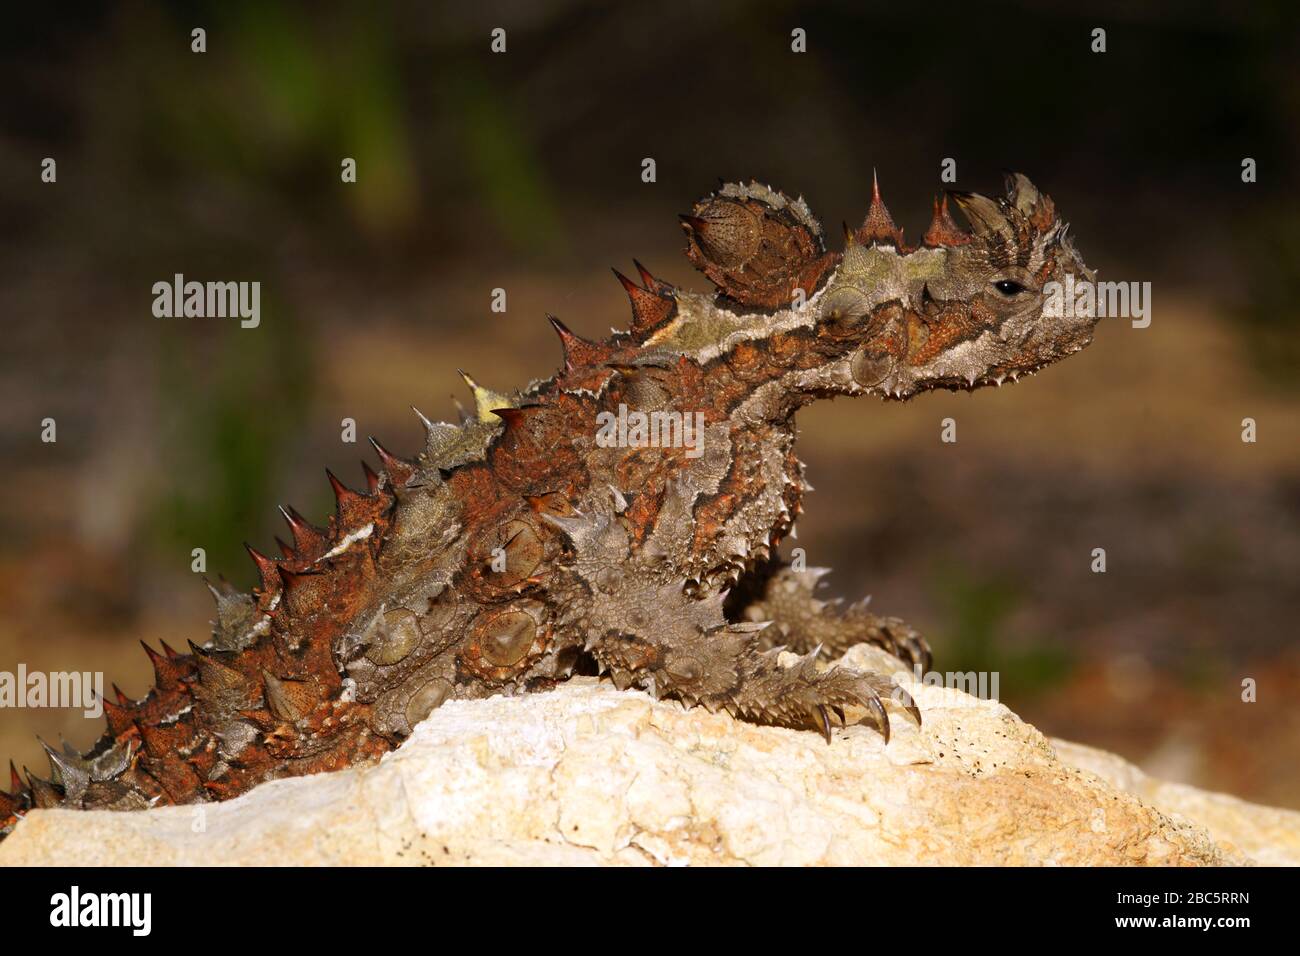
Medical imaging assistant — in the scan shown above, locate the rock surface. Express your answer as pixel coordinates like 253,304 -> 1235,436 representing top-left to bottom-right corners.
1050,739 -> 1300,867
3,646 -> 1296,866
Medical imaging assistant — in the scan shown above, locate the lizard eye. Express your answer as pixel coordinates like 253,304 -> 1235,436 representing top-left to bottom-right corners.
993,279 -> 1026,296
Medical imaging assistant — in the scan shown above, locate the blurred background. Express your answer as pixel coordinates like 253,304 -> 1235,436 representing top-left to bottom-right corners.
1,1 -> 1297,807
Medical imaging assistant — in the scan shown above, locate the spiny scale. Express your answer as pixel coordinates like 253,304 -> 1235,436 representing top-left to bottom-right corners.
856,169 -> 907,249
2,172 -> 1097,840
612,266 -> 676,338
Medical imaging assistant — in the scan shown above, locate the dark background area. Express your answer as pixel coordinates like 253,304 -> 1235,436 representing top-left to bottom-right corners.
1,1 -> 1297,806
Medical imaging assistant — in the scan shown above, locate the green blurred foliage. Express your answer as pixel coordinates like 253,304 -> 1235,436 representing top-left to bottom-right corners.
439,68 -> 564,255
112,1 -> 419,237
929,562 -> 1075,700
1234,209 -> 1300,385
149,290 -> 315,585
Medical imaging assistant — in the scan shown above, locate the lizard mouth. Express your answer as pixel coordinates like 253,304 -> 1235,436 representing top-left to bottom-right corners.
871,338 -> 1094,399
982,336 -> 1095,388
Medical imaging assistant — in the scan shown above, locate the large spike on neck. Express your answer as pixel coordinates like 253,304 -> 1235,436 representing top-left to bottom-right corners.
855,170 -> 908,250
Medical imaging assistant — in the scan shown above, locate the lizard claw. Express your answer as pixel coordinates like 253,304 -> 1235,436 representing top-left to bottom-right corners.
895,627 -> 932,674
815,704 -> 833,744
895,684 -> 922,727
730,652 -> 920,743
863,692 -> 890,743
869,618 -> 931,674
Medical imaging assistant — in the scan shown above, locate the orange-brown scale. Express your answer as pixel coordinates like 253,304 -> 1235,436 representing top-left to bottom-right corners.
906,300 -> 981,366
682,194 -> 837,310
687,425 -> 786,561
111,472 -> 403,805
458,609 -> 554,684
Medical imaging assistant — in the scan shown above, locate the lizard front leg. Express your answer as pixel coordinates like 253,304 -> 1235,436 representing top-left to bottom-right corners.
586,590 -> 919,744
729,559 -> 932,674
547,490 -> 919,743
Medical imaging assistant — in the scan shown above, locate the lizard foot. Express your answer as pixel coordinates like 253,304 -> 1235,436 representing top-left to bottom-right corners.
728,647 -> 921,744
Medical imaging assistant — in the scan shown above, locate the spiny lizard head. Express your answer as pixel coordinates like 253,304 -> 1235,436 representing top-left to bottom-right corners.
826,172 -> 1096,397
674,172 -> 1097,402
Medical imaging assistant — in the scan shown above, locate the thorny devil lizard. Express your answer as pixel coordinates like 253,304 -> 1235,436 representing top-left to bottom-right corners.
1,173 -> 1098,835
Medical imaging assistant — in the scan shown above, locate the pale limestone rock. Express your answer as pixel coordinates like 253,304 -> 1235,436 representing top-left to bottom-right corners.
2,646 -> 1292,866
1051,739 -> 1300,867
